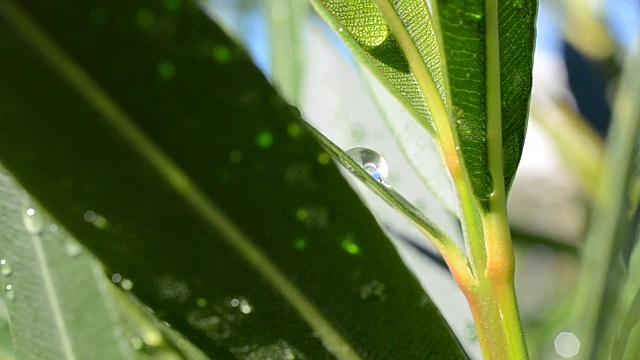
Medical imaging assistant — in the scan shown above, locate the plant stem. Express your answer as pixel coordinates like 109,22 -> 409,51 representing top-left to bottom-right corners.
460,198 -> 528,359
473,206 -> 528,360
373,1 -> 528,358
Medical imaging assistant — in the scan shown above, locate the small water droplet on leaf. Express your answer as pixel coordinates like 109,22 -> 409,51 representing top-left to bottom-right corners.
65,241 -> 82,258
0,259 -> 12,276
23,206 -> 44,235
345,147 -> 389,183
5,284 -> 15,301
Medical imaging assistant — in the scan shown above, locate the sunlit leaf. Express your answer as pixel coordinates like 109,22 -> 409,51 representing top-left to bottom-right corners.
0,0 -> 467,358
310,0 -> 445,135
435,0 -> 537,202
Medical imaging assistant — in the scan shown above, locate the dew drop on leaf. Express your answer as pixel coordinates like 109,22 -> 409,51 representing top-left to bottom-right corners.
4,284 -> 15,301
129,335 -> 144,351
23,206 -> 44,235
0,259 -> 12,276
345,147 -> 389,183
65,241 -> 82,258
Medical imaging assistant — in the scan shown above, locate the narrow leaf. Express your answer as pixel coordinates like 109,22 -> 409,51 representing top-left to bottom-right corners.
310,0 -> 445,135
571,37 -> 640,359
0,0 -> 467,358
435,0 -> 537,202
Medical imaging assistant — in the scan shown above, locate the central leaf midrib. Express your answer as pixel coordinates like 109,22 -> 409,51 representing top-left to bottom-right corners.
31,232 -> 77,360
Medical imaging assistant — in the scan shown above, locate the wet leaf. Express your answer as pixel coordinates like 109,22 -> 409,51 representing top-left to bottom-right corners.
0,1 -> 466,359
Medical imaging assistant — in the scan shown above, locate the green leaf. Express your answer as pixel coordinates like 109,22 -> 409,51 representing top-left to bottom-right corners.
310,0 -> 445,135
358,65 -> 459,215
0,166 -> 204,360
0,1 -> 467,359
435,0 -> 537,201
0,169 -> 134,360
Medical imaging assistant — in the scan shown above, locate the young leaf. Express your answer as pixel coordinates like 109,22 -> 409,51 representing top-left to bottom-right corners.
0,0 -> 467,358
310,0 -> 445,135
435,0 -> 537,202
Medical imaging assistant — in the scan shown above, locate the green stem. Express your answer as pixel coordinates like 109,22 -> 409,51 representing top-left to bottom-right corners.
470,207 -> 528,360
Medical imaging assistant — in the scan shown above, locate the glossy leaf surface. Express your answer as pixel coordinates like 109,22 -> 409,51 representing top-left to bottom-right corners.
0,170 -> 133,360
0,0 -> 466,359
310,0 -> 445,135
436,0 -> 537,200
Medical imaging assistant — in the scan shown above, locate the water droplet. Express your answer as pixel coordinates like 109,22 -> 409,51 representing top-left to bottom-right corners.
330,4 -> 388,47
112,273 -> 122,283
136,9 -> 155,28
554,332 -> 580,358
0,259 -> 12,276
65,241 -> 82,258
255,130 -> 274,148
142,330 -> 162,347
48,224 -> 58,232
23,206 -> 44,235
121,279 -> 134,291
129,335 -> 144,350
158,61 -> 176,80
230,298 -> 240,307
5,284 -> 15,300
212,45 -> 232,64
345,147 -> 388,182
